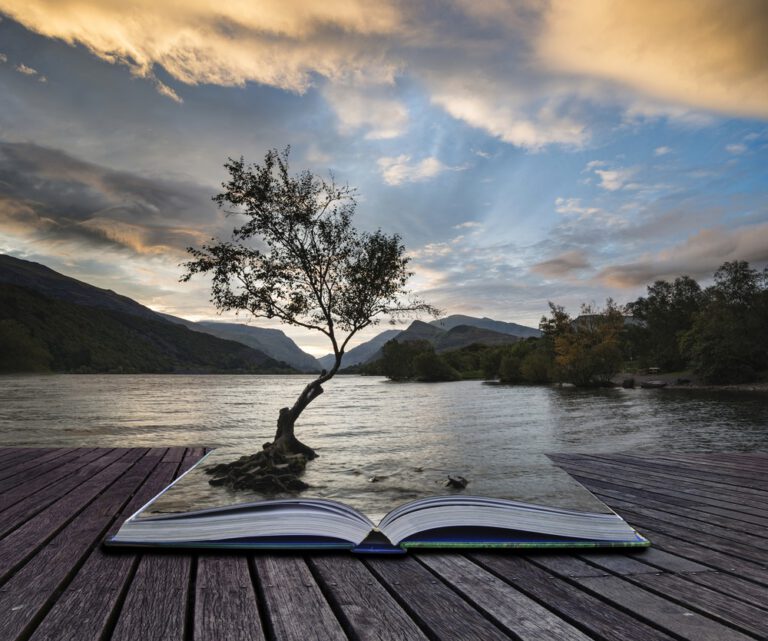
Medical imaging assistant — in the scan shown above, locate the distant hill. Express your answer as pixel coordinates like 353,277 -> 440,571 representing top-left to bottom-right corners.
325,314 -> 539,368
0,284 -> 292,374
429,314 -> 540,338
0,254 -> 295,374
318,328 -> 401,370
364,320 -> 519,363
433,324 -> 522,352
161,315 -> 321,373
0,254 -> 164,322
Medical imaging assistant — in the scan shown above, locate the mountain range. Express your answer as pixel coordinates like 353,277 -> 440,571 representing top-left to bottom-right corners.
160,315 -> 321,372
318,316 -> 540,369
1,253 -> 541,374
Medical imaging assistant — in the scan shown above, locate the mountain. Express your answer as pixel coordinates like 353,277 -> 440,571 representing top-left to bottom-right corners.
0,284 -> 292,373
0,254 -> 293,374
363,320 -> 520,363
317,328 -> 401,370
0,254 -> 164,322
434,325 -> 522,352
325,314 -> 540,368
160,315 -> 321,373
429,314 -> 540,338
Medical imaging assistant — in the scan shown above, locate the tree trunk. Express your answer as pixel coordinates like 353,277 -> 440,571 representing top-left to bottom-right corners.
273,406 -> 318,459
271,375 -> 329,459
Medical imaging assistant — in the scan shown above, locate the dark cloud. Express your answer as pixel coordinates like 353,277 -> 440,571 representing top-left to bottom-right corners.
596,223 -> 768,287
530,250 -> 590,277
0,141 -> 221,255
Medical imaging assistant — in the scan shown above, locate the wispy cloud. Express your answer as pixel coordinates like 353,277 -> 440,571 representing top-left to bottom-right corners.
0,142 -> 218,256
377,154 -> 465,186
531,250 -> 591,278
596,222 -> 768,287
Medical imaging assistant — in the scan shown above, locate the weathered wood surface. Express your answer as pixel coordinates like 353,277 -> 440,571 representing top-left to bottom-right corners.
0,449 -> 766,641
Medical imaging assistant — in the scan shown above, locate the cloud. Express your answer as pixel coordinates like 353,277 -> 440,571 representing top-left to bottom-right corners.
15,62 -> 37,75
153,79 -> 182,104
0,53 -> 7,63
594,167 -> 637,191
654,146 -> 672,156
531,250 -> 591,278
377,154 -> 464,186
0,142 -> 218,256
538,0 -> 768,119
5,0 -> 764,155
555,197 -> 600,219
323,84 -> 408,139
726,143 -> 747,155
453,221 -> 482,230
0,0 -> 402,97
596,222 -> 768,287
428,84 -> 588,150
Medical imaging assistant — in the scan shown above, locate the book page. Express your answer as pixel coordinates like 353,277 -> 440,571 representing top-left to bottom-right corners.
136,448 -> 611,524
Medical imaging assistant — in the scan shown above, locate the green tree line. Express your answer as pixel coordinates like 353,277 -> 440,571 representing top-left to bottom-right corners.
367,261 -> 768,386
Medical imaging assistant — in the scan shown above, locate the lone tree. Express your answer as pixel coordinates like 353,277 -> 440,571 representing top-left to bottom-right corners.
183,148 -> 436,470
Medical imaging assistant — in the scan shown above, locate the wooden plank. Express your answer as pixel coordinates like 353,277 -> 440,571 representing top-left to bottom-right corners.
0,448 -> 110,514
595,454 -> 768,488
558,456 -> 768,507
0,448 -> 144,582
565,474 -> 768,530
623,547 -> 712,574
0,448 -> 75,483
682,571 -> 768,611
109,553 -> 192,641
573,552 -> 665,576
533,552 -> 768,636
418,554 -> 592,641
0,449 -> 124,540
310,554 -> 431,641
631,572 -> 768,638
650,454 -> 768,475
471,553 -> 677,641
600,504 -> 768,565
555,458 -> 768,518
592,494 -> 768,550
579,548 -> 717,576
252,555 -> 347,641
108,447 -> 194,641
574,574 -> 755,641
0,448 -> 41,467
194,555 -> 266,641
25,449 -> 194,641
633,526 -> 768,587
0,450 -> 160,641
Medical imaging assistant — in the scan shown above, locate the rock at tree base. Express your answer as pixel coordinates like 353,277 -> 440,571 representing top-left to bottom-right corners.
206,444 -> 309,493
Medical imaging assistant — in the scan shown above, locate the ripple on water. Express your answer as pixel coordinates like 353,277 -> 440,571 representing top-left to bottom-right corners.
1,374 -> 767,509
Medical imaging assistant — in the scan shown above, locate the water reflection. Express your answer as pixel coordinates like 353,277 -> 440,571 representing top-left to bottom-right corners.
1,374 -> 766,512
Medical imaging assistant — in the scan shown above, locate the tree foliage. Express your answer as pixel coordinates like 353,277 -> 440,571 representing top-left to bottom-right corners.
682,261 -> 768,383
626,276 -> 702,370
540,300 -> 625,387
183,148 -> 436,455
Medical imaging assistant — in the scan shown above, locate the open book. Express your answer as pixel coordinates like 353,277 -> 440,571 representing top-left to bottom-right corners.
106,450 -> 649,553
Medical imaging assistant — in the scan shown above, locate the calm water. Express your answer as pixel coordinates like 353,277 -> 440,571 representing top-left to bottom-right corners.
1,375 -> 767,517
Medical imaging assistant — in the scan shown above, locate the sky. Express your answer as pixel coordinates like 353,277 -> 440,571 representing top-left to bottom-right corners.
0,0 -> 766,356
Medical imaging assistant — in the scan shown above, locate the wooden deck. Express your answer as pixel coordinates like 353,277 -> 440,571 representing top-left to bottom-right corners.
0,449 -> 766,641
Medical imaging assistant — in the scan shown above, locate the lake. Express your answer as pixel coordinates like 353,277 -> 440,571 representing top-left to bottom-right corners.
1,375 -> 766,517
